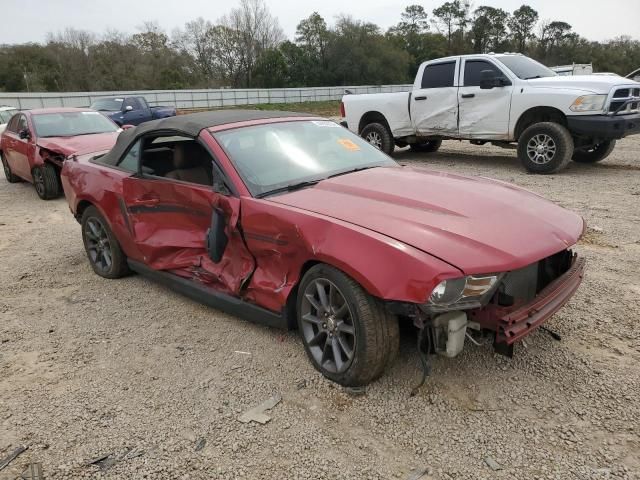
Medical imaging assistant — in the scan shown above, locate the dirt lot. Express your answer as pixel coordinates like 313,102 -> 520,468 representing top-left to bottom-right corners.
1,136 -> 639,480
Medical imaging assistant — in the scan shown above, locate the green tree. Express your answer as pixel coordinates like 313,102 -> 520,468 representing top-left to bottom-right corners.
508,5 -> 539,52
471,6 -> 509,53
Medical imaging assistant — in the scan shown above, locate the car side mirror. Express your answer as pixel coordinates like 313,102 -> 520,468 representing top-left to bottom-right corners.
479,70 -> 498,89
124,105 -> 133,112
206,208 -> 228,263
18,128 -> 31,140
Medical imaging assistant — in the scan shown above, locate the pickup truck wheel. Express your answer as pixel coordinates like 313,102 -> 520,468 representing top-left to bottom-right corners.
572,140 -> 616,163
361,123 -> 394,155
81,206 -> 130,279
32,164 -> 61,200
297,264 -> 399,387
517,122 -> 573,174
1,152 -> 21,183
410,139 -> 442,153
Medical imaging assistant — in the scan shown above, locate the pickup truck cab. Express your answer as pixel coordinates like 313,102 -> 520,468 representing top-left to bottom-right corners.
91,96 -> 176,126
342,53 -> 640,173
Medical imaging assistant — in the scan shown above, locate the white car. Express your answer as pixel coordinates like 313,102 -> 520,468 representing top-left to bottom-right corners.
0,106 -> 18,134
341,53 -> 640,173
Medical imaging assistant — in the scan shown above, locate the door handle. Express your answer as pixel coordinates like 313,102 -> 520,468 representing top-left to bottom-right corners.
461,93 -> 475,98
414,96 -> 427,101
133,196 -> 159,206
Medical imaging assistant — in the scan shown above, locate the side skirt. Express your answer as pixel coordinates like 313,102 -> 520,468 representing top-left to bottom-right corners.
127,260 -> 288,330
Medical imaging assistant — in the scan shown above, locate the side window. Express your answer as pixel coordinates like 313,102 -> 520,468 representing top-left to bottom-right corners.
117,139 -> 141,172
137,98 -> 148,109
464,60 -> 507,87
17,115 -> 29,133
6,115 -> 20,133
421,62 -> 456,89
123,98 -> 137,111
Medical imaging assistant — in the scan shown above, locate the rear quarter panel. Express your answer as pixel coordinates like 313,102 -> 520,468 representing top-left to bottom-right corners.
343,92 -> 413,137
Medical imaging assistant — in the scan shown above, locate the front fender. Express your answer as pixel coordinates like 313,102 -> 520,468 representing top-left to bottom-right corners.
240,198 -> 463,313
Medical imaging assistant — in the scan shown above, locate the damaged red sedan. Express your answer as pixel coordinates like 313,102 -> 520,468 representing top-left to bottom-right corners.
61,111 -> 586,386
0,108 -> 120,199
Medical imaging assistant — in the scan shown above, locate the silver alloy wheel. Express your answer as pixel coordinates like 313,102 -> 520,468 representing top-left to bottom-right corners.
365,131 -> 383,150
300,278 -> 356,374
526,134 -> 557,164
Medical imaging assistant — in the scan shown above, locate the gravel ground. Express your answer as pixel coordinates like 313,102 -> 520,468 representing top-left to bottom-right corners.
1,136 -> 639,480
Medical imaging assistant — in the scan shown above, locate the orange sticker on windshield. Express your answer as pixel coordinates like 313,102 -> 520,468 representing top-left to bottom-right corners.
337,138 -> 360,151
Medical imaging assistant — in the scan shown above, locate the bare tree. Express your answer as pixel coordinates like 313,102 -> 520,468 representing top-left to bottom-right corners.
173,18 -> 218,84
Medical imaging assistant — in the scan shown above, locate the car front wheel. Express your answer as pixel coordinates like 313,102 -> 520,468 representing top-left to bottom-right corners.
32,164 -> 61,199
81,206 -> 130,279
517,122 -> 573,174
572,140 -> 616,163
360,123 -> 394,155
297,264 -> 399,386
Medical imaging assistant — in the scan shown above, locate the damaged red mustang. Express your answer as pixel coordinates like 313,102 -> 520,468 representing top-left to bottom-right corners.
60,110 -> 586,386
0,108 -> 120,199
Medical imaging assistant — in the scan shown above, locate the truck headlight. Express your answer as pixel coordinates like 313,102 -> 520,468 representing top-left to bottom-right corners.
426,274 -> 501,311
569,95 -> 606,112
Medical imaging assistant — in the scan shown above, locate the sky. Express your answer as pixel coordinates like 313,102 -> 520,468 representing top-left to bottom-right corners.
1,0 -> 639,44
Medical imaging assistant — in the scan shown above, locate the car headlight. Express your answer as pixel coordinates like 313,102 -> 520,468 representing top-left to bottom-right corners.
425,274 -> 501,312
569,95 -> 606,112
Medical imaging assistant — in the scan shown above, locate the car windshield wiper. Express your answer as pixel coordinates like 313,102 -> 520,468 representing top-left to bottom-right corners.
328,165 -> 379,179
257,179 -> 321,198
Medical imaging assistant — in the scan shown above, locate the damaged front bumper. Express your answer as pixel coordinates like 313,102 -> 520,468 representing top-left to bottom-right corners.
469,255 -> 586,346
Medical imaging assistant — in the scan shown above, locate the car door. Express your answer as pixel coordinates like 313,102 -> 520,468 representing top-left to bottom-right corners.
458,58 -> 514,140
121,98 -> 147,125
121,134 -> 255,296
410,59 -> 459,137
8,114 -> 34,179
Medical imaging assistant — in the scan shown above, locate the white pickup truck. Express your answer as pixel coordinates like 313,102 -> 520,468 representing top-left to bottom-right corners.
341,53 -> 640,173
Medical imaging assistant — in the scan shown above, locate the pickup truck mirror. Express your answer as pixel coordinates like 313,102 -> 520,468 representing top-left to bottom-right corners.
124,105 -> 133,112
18,128 -> 31,140
479,70 -> 499,89
206,208 -> 228,263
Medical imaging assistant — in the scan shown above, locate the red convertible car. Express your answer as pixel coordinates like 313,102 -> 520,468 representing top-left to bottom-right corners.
61,111 -> 586,386
0,108 -> 120,199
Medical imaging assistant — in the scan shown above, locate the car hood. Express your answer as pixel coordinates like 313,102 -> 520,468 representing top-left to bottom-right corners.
37,132 -> 119,157
269,166 -> 584,274
527,75 -> 635,94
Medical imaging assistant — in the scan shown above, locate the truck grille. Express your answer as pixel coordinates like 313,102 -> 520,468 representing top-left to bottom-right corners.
609,87 -> 640,114
496,250 -> 573,306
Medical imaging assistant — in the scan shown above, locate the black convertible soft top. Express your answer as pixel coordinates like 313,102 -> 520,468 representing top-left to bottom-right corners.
99,109 -> 319,166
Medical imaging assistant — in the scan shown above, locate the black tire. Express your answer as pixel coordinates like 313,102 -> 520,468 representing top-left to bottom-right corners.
297,264 -> 399,387
517,122 -> 573,174
410,139 -> 442,153
360,123 -> 394,155
1,151 -> 21,183
572,140 -> 616,164
32,163 -> 61,200
81,206 -> 130,279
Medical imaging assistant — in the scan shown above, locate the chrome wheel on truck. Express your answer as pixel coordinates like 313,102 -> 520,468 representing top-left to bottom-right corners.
517,122 -> 574,174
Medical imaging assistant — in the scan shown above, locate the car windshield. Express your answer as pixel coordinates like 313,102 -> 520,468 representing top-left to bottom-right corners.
0,110 -> 17,123
497,56 -> 556,80
32,111 -> 119,138
214,120 -> 397,197
90,98 -> 124,111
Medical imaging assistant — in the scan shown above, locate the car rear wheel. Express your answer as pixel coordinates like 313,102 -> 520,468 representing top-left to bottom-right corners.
297,264 -> 399,386
360,123 -> 394,155
81,206 -> 130,279
32,164 -> 61,200
517,122 -> 573,174
1,152 -> 21,183
572,140 -> 616,163
409,139 -> 442,153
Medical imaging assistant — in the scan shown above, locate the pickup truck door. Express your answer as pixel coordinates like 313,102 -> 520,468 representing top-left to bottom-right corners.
122,98 -> 149,125
410,59 -> 459,137
458,58 -> 514,139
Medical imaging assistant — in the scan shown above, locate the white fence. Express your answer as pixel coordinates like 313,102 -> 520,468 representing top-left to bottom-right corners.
0,85 -> 413,110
